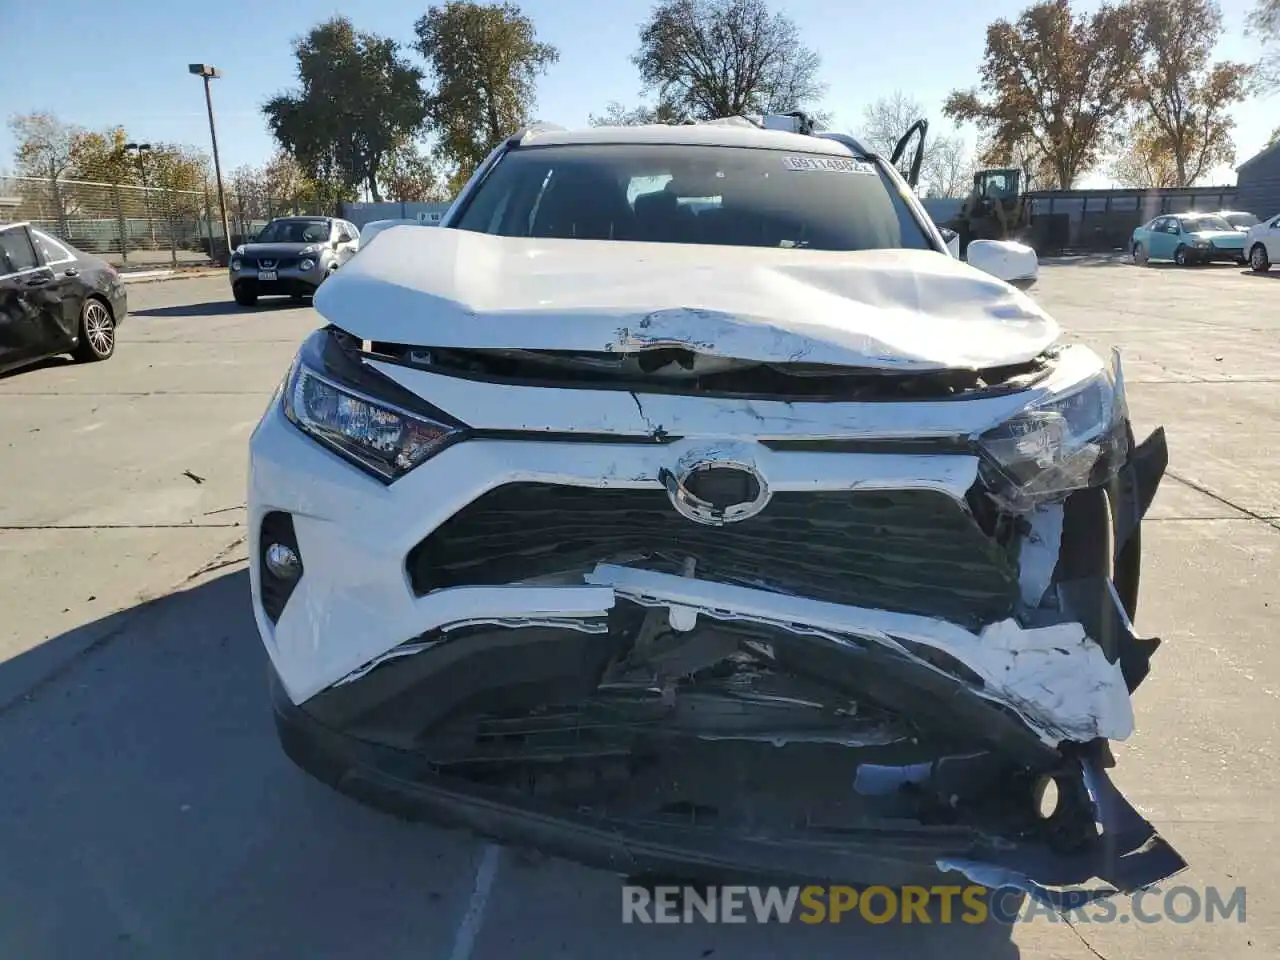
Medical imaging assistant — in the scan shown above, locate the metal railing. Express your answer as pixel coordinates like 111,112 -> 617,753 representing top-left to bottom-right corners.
0,175 -> 330,267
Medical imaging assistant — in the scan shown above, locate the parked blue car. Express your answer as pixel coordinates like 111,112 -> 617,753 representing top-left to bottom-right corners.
1131,213 -> 1249,266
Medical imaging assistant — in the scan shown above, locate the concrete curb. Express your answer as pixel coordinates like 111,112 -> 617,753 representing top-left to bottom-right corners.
121,268 -> 222,284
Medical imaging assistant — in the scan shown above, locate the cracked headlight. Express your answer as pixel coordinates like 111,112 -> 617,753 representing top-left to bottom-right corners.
282,361 -> 461,481
977,349 -> 1128,511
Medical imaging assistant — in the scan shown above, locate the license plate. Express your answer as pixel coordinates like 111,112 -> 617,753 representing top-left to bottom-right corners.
257,270 -> 277,281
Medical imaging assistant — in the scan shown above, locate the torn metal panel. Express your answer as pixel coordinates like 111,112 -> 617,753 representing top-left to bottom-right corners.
585,564 -> 1133,746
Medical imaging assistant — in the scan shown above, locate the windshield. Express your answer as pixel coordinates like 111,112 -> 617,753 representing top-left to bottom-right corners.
1181,215 -> 1233,233
454,143 -> 933,252
1224,213 -> 1257,228
255,219 -> 330,244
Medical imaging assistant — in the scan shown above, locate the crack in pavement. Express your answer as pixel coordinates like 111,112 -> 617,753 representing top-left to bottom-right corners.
1166,471 -> 1280,532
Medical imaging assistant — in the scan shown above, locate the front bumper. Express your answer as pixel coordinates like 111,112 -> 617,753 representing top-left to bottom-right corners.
1188,243 -> 1246,262
248,336 -> 1181,895
230,262 -> 328,297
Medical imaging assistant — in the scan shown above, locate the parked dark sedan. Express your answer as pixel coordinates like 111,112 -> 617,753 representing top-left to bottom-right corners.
1,222 -> 127,375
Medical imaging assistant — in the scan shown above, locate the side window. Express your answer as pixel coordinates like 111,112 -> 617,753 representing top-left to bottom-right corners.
31,229 -> 74,264
0,227 -> 40,275
346,221 -> 360,239
1271,216 -> 1280,229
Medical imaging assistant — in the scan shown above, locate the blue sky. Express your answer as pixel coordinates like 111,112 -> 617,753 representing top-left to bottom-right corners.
0,0 -> 1273,187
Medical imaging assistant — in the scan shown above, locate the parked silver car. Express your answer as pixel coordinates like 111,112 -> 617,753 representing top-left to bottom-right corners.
229,216 -> 360,306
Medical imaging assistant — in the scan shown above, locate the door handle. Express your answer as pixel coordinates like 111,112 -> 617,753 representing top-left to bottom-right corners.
25,276 -> 49,287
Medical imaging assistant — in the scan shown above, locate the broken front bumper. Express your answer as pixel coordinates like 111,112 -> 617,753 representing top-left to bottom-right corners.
248,333 -> 1181,898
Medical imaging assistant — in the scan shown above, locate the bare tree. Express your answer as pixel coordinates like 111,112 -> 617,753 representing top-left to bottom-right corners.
859,91 -> 926,156
633,0 -> 826,120
858,92 -> 972,195
1248,0 -> 1280,90
588,101 -> 684,126
922,135 -> 974,198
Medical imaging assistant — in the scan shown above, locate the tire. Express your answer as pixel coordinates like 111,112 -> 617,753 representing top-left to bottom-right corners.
1250,243 -> 1272,273
234,287 -> 258,306
72,297 -> 115,363
1173,244 -> 1191,266
1132,242 -> 1148,265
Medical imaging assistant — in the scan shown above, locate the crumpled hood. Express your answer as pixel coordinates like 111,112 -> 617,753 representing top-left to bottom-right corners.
313,227 -> 1060,371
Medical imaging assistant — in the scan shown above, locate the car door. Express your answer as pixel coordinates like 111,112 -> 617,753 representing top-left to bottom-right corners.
1145,218 -> 1170,259
0,224 -> 64,368
1265,214 -> 1280,260
29,229 -> 85,342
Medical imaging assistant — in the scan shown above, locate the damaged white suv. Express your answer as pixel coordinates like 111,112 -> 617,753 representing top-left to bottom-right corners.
248,116 -> 1183,904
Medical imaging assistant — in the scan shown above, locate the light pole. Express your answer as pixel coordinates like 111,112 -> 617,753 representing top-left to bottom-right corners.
189,63 -> 233,263
125,142 -> 154,248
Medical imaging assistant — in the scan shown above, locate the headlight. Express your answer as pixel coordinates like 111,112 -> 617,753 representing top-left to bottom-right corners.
1191,239 -> 1210,248
234,244 -> 245,256
282,361 -> 461,481
299,245 -> 317,256
977,349 -> 1128,511
299,258 -> 315,271
230,258 -> 242,271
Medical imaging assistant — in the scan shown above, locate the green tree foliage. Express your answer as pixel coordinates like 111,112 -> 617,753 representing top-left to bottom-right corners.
414,2 -> 559,190
264,16 -> 427,202
944,0 -> 1143,189
8,112 -> 83,179
381,141 -> 446,201
632,0 -> 825,121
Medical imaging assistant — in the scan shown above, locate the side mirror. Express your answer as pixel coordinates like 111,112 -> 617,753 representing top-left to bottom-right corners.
966,239 -> 1038,290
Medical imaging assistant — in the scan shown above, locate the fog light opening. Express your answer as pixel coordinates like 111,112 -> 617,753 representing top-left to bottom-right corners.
1035,775 -> 1060,820
265,542 -> 302,581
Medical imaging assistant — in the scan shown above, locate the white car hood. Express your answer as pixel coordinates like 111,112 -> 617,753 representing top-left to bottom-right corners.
313,227 -> 1060,371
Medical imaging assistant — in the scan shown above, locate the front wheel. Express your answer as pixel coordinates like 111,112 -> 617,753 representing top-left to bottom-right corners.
1174,245 -> 1192,266
1251,243 -> 1272,273
72,298 -> 115,362
234,286 -> 258,306
1132,242 -> 1148,265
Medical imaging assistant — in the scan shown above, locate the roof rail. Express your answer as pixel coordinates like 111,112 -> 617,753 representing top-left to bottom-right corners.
509,122 -> 568,146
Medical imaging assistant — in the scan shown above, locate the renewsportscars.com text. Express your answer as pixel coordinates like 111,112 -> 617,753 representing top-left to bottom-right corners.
622,884 -> 1247,925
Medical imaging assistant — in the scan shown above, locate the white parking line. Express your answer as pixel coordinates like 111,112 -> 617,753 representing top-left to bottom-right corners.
447,844 -> 502,960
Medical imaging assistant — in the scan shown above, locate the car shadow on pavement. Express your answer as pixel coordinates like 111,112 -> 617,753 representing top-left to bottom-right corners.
0,570 -> 1022,960
133,300 -> 305,318
1238,269 -> 1279,280
0,356 -> 73,381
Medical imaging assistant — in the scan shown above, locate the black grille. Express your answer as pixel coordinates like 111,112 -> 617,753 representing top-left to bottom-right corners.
406,485 -> 1019,627
245,257 -> 296,270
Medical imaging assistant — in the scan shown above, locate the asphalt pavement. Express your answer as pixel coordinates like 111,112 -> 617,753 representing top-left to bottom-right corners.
0,261 -> 1277,958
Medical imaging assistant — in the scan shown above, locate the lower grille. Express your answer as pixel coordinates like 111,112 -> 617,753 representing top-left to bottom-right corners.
407,484 -> 1019,627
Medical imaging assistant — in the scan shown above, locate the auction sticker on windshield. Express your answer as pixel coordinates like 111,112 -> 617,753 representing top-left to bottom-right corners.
783,156 -> 876,174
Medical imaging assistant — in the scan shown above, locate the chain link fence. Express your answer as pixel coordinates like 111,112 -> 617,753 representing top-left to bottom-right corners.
0,174 -> 330,268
